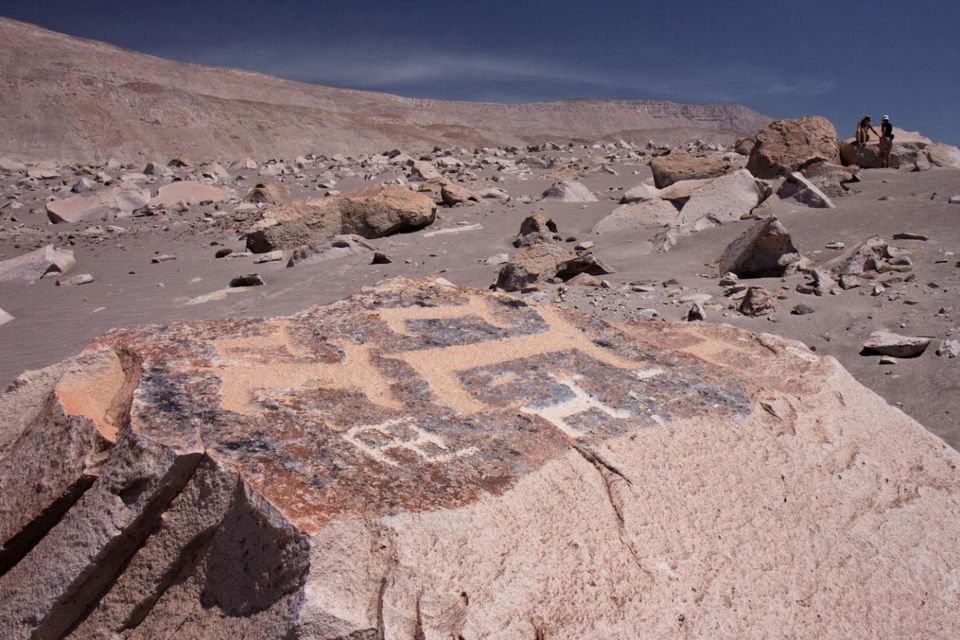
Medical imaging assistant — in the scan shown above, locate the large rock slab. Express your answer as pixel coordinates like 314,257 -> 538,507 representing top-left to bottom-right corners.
676,168 -> 767,226
592,198 -> 679,233
717,216 -> 804,278
46,186 -> 150,223
0,245 -> 76,281
152,181 -> 235,207
1,277 -> 959,639
747,116 -> 841,178
649,149 -> 740,188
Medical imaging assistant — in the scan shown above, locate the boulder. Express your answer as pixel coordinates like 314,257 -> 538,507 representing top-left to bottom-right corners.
649,149 -> 740,188
244,183 -> 288,204
440,181 -> 480,206
676,169 -> 768,226
2,277 -> 958,638
738,285 -> 777,316
411,160 -> 441,181
513,214 -> 561,247
46,187 -> 151,224
777,172 -> 836,209
824,236 -> 891,276
541,179 -> 598,203
496,244 -> 612,291
862,331 -> 931,358
152,181 -> 235,207
338,185 -> 437,238
734,137 -> 755,156
286,235 -> 376,267
746,116 -> 841,178
840,129 -> 960,170
0,245 -> 76,281
619,182 -> 660,204
717,217 -> 803,278
592,199 -> 679,234
244,199 -> 341,253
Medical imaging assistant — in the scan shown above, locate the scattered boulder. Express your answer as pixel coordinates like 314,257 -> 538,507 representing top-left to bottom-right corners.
734,137 -> 755,156
215,248 -> 233,259
685,302 -> 706,321
738,285 -> 777,316
339,185 -> 437,238
229,273 -> 265,287
497,243 -> 612,291
862,331 -> 931,358
777,172 -> 836,209
514,214 -> 561,247
649,149 -> 740,188
541,179 -> 597,203
0,245 -> 76,281
440,181 -> 480,206
1,277 -> 959,638
411,160 -> 441,181
592,199 -> 679,234
253,251 -> 285,264
791,303 -> 815,315
840,129 -> 960,170
716,217 -> 804,278
46,187 -> 151,223
746,116 -> 841,178
676,169 -> 768,226
797,269 -> 838,296
937,340 -> 960,359
286,235 -> 376,267
0,157 -> 27,173
476,187 -> 511,202
244,183 -> 288,204
152,181 -> 235,207
824,236 -> 892,276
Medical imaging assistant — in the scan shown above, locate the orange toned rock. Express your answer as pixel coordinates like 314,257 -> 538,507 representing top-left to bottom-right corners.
747,116 -> 841,178
649,149 -> 740,188
1,277 -> 959,638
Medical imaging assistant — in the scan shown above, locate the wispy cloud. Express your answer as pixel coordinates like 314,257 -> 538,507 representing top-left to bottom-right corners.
150,39 -> 836,105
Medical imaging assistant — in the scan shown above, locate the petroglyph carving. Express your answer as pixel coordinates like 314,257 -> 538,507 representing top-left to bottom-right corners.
521,374 -> 631,438
206,322 -> 402,415
388,306 -> 642,414
342,418 -> 478,467
375,294 -> 513,336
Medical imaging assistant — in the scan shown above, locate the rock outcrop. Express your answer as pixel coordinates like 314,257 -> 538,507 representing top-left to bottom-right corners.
746,116 -> 841,179
1,277 -> 959,639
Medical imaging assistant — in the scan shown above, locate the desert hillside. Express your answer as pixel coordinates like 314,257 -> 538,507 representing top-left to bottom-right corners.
0,18 -> 770,162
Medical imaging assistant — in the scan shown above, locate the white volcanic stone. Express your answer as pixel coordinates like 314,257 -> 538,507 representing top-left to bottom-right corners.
0,278 -> 958,638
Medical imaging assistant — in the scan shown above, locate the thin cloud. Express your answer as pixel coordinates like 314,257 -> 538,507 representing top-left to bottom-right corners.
150,40 -> 836,105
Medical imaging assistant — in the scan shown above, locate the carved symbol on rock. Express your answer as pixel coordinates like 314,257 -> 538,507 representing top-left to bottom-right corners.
342,418 -> 478,467
521,374 -> 631,438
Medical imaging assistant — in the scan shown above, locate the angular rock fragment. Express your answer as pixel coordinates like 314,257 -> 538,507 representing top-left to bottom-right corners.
777,172 -> 836,209
862,331 -> 931,358
738,285 -> 777,316
937,340 -> 960,359
2,278 -> 957,638
541,179 -> 597,202
0,245 -> 76,281
513,213 -> 561,247
496,243 -> 612,291
717,217 -> 803,278
337,185 -> 437,238
46,187 -> 150,224
0,308 -> 12,326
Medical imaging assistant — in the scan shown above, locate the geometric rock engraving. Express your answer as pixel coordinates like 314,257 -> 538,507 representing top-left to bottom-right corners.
521,374 -> 631,438
342,418 -> 478,467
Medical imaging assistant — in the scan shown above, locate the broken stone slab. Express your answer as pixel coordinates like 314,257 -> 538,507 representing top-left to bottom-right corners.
0,245 -> 76,281
152,181 -> 235,207
716,217 -> 803,278
46,187 -> 151,223
439,181 -> 480,206
476,187 -> 511,202
777,172 -> 836,209
675,169 -> 768,226
541,179 -> 598,203
824,236 -> 891,276
649,149 -> 741,188
3,277 -> 958,638
862,331 -> 931,358
592,199 -> 679,234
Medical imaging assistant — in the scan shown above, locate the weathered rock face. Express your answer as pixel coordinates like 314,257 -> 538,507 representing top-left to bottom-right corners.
0,244 -> 75,281
649,149 -> 740,188
1,277 -> 959,639
717,217 -> 803,278
746,116 -> 841,178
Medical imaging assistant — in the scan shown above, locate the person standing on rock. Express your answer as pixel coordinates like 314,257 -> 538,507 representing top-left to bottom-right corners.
879,115 -> 895,167
856,115 -> 879,146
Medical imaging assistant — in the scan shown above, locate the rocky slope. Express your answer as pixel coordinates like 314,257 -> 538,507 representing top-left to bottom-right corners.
0,17 -> 770,163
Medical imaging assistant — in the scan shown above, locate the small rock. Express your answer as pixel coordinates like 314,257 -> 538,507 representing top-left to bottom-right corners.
215,248 -> 233,259
937,339 -> 960,359
229,274 -> 265,287
791,303 -> 815,315
151,255 -> 176,264
892,232 -> 928,241
739,286 -> 776,316
878,355 -> 898,365
56,273 -> 94,286
685,302 -> 706,321
825,241 -> 845,250
253,250 -> 284,264
0,307 -> 14,326
371,252 -> 392,265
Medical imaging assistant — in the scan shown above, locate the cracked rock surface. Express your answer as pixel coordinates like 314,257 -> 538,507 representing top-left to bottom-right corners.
1,276 -> 958,638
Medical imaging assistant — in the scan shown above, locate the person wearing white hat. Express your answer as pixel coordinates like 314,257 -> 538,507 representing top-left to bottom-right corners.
879,115 -> 895,168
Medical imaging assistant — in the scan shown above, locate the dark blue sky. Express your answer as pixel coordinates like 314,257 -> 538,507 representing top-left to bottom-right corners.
3,1 -> 958,143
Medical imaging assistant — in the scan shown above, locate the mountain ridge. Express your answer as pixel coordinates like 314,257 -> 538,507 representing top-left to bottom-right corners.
0,17 -> 771,162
